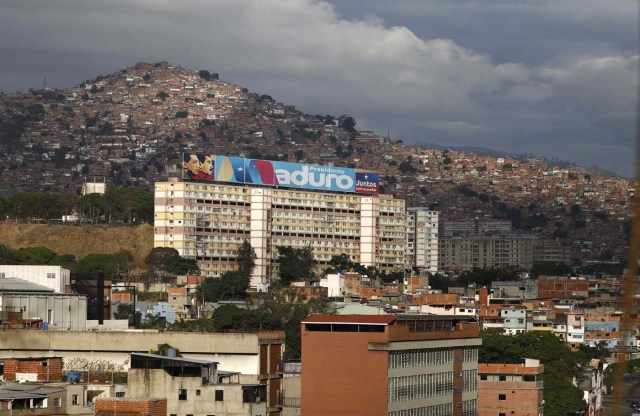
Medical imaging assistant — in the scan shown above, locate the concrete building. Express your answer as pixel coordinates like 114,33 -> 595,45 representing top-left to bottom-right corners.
500,306 -> 527,335
538,276 -> 589,299
0,278 -> 88,330
301,314 -> 481,416
406,208 -> 439,274
154,178 -> 405,288
0,382 -> 92,416
0,329 -> 285,412
0,266 -> 70,293
491,280 -> 538,300
127,353 -> 267,416
439,234 -> 536,272
442,220 -> 512,236
276,361 -> 301,416
533,239 -> 571,265
477,359 -> 544,416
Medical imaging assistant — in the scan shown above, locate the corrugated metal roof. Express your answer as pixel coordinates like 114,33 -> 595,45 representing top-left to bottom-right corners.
131,352 -> 218,365
0,277 -> 54,293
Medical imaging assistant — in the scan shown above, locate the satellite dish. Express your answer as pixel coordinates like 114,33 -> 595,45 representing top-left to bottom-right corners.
124,359 -> 129,365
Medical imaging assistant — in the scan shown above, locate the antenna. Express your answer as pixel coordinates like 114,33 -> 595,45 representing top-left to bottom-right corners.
43,77 -> 47,90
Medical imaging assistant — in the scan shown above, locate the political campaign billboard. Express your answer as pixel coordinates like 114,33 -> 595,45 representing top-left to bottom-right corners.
182,153 -> 379,194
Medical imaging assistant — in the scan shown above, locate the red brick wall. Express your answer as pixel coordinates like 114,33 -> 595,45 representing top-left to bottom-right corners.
301,327 -> 390,416
112,292 -> 134,302
3,358 -> 63,381
95,398 -> 167,416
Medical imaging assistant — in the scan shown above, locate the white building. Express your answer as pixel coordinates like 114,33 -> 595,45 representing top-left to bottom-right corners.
0,265 -> 70,293
405,208 -> 439,274
319,273 -> 344,298
154,181 -> 405,288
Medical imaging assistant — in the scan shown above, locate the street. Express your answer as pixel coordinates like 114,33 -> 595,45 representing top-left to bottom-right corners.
602,376 -> 640,416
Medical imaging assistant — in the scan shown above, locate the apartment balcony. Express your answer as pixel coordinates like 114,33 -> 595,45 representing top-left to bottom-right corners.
277,392 -> 301,408
278,361 -> 301,374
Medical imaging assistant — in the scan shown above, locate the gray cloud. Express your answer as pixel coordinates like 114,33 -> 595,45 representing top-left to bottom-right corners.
0,0 -> 636,176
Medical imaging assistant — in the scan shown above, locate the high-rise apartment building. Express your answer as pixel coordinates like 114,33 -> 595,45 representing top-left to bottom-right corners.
301,314 -> 481,416
154,155 -> 406,288
406,208 -> 439,274
439,235 -> 536,271
438,219 -> 537,271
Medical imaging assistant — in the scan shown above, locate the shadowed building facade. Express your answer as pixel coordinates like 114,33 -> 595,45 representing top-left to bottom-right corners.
301,314 -> 481,416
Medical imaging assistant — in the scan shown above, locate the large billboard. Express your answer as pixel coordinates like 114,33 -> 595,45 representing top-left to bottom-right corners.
182,153 -> 379,194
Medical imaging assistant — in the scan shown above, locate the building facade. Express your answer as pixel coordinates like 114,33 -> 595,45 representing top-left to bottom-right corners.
301,314 -> 481,416
406,208 -> 439,274
154,180 -> 406,287
127,353 -> 267,416
439,235 -> 536,272
0,266 -> 70,294
477,359 -> 544,416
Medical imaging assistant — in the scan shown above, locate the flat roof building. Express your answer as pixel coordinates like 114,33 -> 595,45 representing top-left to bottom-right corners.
477,359 -> 544,416
301,314 -> 481,416
155,174 -> 405,288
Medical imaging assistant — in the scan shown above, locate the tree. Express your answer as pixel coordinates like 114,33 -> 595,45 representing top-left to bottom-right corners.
398,160 -> 417,174
145,247 -> 180,276
479,330 -> 588,416
212,304 -> 249,330
236,240 -> 256,278
113,303 -> 141,326
339,116 -> 356,133
197,270 -> 249,302
76,252 -> 131,279
248,287 -> 332,359
78,193 -> 106,223
277,246 -> 316,285
150,343 -> 181,357
105,187 -> 153,224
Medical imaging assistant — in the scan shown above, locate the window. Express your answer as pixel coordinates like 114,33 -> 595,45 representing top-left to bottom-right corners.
215,390 -> 224,401
47,273 -> 56,279
72,394 -> 79,405
499,413 -> 506,416
499,375 -> 507,381
480,374 -> 488,381
196,389 -> 201,396
54,398 -> 62,408
179,389 -> 187,400
498,394 -> 506,401
116,392 -> 125,398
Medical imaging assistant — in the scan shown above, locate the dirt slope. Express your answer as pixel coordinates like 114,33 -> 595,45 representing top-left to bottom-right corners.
0,223 -> 154,272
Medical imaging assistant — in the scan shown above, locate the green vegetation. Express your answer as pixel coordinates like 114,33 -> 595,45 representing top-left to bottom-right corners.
0,187 -> 153,224
145,247 -> 199,278
480,330 -> 588,416
277,246 -> 316,286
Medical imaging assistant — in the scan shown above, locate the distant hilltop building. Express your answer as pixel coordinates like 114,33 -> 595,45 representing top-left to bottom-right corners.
82,175 -> 106,195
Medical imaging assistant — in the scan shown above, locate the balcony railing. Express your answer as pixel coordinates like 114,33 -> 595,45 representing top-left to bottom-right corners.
278,361 -> 301,374
277,394 -> 301,408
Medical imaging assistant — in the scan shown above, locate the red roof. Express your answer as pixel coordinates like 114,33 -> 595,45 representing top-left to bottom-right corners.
302,314 -> 396,325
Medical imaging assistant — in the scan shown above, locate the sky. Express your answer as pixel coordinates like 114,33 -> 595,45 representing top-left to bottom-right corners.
0,0 -> 637,176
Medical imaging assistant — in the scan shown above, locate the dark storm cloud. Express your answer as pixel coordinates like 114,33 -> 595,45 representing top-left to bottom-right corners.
0,0 -> 636,176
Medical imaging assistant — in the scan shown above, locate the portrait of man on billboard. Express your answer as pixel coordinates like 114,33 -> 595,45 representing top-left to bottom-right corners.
183,153 -> 215,181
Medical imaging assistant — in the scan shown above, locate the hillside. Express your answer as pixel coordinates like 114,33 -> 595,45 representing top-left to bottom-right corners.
0,223 -> 153,271
0,61 -> 634,264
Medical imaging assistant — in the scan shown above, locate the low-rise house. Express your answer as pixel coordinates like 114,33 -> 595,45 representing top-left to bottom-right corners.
477,359 -> 544,416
